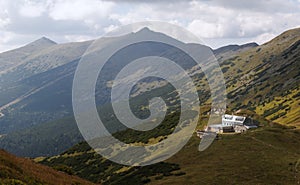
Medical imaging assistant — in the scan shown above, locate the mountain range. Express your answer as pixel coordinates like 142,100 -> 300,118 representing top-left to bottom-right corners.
0,27 -> 299,184
0,27 -> 299,157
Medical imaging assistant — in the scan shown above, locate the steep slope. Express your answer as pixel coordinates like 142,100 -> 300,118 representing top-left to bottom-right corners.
0,117 -> 83,157
218,27 -> 300,126
0,149 -> 95,185
0,40 -> 91,133
0,82 -> 182,157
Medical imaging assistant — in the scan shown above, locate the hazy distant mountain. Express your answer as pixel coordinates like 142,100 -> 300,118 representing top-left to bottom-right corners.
213,42 -> 258,55
0,38 -> 92,133
0,27 -> 210,134
0,37 -> 56,77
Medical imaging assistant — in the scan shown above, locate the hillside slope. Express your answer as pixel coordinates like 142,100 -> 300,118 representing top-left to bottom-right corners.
0,149 -> 95,185
0,37 -> 92,133
218,27 -> 300,126
39,119 -> 300,185
0,37 -> 56,76
0,28 -> 208,134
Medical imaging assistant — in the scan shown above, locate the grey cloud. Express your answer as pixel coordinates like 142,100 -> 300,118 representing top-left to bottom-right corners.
5,15 -> 91,35
0,0 -> 300,52
105,0 -> 300,13
211,0 -> 300,13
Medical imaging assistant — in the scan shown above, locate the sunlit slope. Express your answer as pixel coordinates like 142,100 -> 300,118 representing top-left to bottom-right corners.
216,27 -> 300,127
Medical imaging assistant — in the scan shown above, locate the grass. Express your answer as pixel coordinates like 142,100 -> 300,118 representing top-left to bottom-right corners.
37,121 -> 300,185
0,149 -> 95,185
37,107 -> 300,185
150,126 -> 300,185
256,88 -> 300,126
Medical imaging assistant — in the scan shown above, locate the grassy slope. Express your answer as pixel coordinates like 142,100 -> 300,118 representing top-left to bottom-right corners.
0,149 -> 95,185
218,27 -> 300,127
38,122 -> 300,185
37,110 -> 300,185
153,126 -> 300,185
38,142 -> 184,185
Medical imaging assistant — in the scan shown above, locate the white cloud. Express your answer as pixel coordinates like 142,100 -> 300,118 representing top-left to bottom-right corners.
254,32 -> 277,44
63,34 -> 95,42
19,1 -> 46,17
0,1 -> 10,28
104,24 -> 119,33
0,0 -> 300,52
188,19 -> 224,38
0,31 -> 39,52
48,0 -> 115,21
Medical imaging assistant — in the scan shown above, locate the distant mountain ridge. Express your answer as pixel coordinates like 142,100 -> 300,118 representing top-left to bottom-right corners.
0,27 -> 210,134
213,42 -> 258,55
0,37 -> 56,76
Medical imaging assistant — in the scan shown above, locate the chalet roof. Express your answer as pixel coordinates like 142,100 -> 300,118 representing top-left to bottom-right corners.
222,114 -> 245,123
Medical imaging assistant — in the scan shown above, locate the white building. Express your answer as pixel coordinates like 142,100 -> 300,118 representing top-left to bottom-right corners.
198,114 -> 257,136
222,114 -> 246,127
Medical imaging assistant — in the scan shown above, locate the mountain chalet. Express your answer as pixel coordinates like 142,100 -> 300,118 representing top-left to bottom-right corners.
197,114 -> 258,137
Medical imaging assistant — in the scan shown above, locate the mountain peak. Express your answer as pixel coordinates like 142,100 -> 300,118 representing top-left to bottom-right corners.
135,27 -> 154,34
20,37 -> 57,52
31,37 -> 57,45
140,27 -> 151,31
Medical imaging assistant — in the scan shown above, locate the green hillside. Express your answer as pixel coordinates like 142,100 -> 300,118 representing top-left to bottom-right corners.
218,28 -> 300,127
190,27 -> 300,128
0,117 -> 83,157
155,124 -> 300,185
38,114 -> 300,184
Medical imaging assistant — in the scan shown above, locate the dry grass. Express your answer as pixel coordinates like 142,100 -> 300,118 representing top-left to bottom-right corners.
0,149 -> 96,185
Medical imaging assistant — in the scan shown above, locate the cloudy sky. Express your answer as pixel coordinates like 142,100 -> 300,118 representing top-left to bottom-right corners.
0,0 -> 300,52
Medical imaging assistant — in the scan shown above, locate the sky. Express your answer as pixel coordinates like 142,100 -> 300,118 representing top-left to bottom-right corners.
0,0 -> 300,52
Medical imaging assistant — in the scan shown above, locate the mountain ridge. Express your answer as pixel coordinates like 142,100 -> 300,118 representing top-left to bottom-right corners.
213,42 -> 258,55
0,26 -> 299,158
